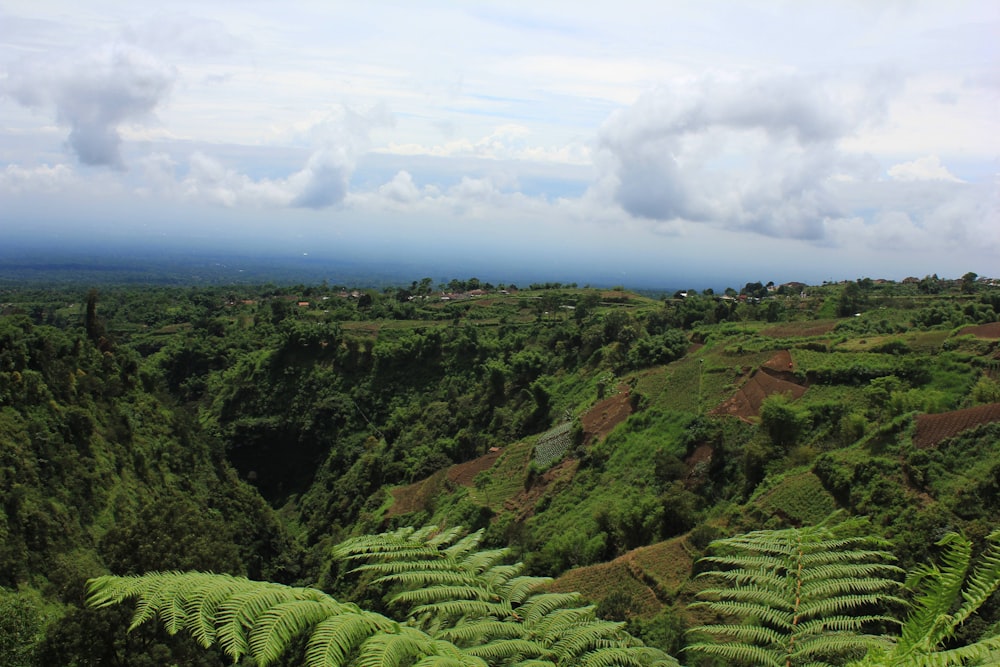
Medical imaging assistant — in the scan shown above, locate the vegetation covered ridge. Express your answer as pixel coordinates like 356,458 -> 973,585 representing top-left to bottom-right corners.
0,273 -> 998,664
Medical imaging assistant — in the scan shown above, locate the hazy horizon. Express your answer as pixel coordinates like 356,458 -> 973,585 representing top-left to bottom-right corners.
2,2 -> 997,286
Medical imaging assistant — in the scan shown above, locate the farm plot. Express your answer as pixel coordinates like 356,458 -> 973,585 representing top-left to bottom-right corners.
752,471 -> 838,526
534,421 -> 576,467
913,402 -> 1000,448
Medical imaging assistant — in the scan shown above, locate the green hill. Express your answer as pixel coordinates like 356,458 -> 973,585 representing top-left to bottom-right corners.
1,276 -> 999,663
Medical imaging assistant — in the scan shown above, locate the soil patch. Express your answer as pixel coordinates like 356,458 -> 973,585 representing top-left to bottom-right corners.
503,458 -> 579,523
387,469 -> 449,517
710,351 -> 807,420
913,402 -> 1000,449
959,322 -> 1000,339
447,447 -> 504,486
387,447 -> 504,517
580,385 -> 633,446
684,443 -> 714,489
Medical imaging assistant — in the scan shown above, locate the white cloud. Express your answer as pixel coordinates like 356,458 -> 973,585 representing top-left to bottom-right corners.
591,73 -> 881,239
887,155 -> 963,182
3,42 -> 175,168
0,162 -> 75,193
381,124 -> 591,165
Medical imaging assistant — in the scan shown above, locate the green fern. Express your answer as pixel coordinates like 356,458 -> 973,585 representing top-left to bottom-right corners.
89,525 -> 680,667
848,530 -> 1000,667
333,526 -> 680,667
88,571 -> 423,667
686,522 -> 904,667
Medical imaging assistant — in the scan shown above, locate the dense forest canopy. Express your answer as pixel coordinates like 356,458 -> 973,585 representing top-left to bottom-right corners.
1,273 -> 999,665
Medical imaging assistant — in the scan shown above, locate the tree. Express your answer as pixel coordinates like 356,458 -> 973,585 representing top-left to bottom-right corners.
88,526 -> 679,667
84,288 -> 105,342
917,274 -> 941,295
0,590 -> 44,667
838,281 -> 867,317
962,272 -> 979,294
686,520 -> 903,667
759,393 -> 809,450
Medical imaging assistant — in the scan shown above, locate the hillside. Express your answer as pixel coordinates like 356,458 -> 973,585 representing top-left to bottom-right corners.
1,276 -> 999,663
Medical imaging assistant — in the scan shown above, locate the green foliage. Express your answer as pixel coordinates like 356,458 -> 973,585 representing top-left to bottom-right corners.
847,530 -> 1000,667
759,393 -> 810,450
970,374 -> 1000,405
3,278 -> 1000,666
89,526 -> 679,667
687,520 -> 904,667
0,589 -> 45,667
87,571 -> 411,667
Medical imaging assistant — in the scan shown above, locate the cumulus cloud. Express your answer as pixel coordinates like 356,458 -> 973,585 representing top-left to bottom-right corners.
168,106 -> 390,209
593,72 -> 893,239
378,171 -> 424,203
0,163 -> 75,193
3,43 -> 175,168
887,155 -> 963,182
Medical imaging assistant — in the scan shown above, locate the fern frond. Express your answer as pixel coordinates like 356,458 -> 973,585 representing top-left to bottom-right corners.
908,633 -> 1000,667
375,571 -> 482,589
442,531 -> 486,560
411,656 -> 485,667
801,563 -> 905,586
304,611 -> 399,667
184,573 -> 266,647
690,524 -> 901,667
481,564 -> 525,588
437,618 -> 525,644
684,640 -> 785,667
518,592 -> 583,625
698,567 -> 791,591
459,548 -> 511,574
354,626 -> 434,667
529,606 -> 598,640
549,620 -> 625,659
248,599 -> 348,665
216,585 -> 312,660
901,535 -> 972,652
690,599 -> 793,630
426,526 -> 468,548
797,593 -> 905,621
412,599 -> 513,621
354,560 -> 463,575
501,576 -> 552,604
687,622 -> 787,647
331,531 -> 444,562
796,614 -> 899,637
128,571 -> 192,631
951,530 -> 1000,629
463,638 -> 546,660
579,646 -> 680,667
392,584 -> 496,606
695,584 -> 793,611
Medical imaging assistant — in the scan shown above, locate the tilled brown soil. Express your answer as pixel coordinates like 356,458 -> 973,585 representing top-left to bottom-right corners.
710,351 -> 807,420
913,402 -> 1000,448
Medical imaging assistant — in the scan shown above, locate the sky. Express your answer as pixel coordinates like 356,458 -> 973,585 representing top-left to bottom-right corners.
1,1 -> 998,288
